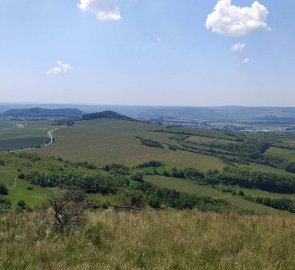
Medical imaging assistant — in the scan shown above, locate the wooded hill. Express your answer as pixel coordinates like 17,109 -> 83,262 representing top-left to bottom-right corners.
82,111 -> 136,121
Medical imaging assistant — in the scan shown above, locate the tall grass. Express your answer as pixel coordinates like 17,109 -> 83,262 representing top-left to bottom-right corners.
0,210 -> 294,269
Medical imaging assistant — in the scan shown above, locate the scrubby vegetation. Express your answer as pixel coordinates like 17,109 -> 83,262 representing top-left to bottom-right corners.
136,136 -> 164,148
20,169 -> 229,212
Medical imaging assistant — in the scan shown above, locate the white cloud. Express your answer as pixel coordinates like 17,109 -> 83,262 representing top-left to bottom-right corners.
232,42 -> 245,51
243,58 -> 250,64
48,61 -> 72,75
78,0 -> 121,21
206,0 -> 270,36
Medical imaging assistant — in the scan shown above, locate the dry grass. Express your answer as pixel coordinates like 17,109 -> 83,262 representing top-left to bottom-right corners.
0,210 -> 294,269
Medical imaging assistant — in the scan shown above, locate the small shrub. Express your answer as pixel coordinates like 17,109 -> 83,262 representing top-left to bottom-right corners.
0,198 -> 11,213
16,200 -> 32,212
238,190 -> 245,197
149,196 -> 161,209
118,190 -> 147,209
131,172 -> 144,182
17,199 -> 27,209
18,173 -> 25,179
0,182 -> 8,195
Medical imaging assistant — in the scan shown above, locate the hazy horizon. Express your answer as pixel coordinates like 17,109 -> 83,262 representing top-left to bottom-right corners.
1,102 -> 295,109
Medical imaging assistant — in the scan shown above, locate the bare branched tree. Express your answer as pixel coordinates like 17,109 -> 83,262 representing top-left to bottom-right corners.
48,190 -> 88,230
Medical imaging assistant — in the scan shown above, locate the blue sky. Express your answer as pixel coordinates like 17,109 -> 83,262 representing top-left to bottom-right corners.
0,0 -> 294,106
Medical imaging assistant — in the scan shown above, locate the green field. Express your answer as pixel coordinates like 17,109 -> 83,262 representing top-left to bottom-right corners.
0,120 -> 52,151
35,119 -> 225,171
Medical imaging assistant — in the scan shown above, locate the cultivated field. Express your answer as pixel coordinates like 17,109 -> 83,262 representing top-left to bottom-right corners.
0,121 -> 52,151
36,119 -> 225,171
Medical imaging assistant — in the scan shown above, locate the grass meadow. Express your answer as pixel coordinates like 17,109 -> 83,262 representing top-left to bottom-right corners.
0,210 -> 294,270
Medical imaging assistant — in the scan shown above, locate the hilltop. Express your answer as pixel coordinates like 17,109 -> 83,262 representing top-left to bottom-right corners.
82,110 -> 137,121
1,107 -> 83,119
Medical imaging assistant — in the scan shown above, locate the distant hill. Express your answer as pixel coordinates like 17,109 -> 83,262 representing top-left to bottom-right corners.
1,107 -> 83,119
82,111 -> 136,121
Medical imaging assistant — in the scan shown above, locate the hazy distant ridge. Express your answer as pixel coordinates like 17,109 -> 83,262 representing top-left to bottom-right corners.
1,107 -> 83,119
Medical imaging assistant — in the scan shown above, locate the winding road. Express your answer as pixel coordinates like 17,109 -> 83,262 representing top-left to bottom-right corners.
47,129 -> 55,145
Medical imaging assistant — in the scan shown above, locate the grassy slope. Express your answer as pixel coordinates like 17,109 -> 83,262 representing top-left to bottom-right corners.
0,153 -> 112,208
0,211 -> 294,269
265,147 -> 295,163
145,175 -> 281,215
186,135 -> 239,145
36,119 -> 225,171
0,153 -> 59,207
163,126 -> 236,140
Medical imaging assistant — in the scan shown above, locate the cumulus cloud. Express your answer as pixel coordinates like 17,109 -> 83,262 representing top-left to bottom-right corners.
206,0 -> 270,36
232,42 -> 245,51
48,61 -> 72,75
243,58 -> 250,64
78,0 -> 121,21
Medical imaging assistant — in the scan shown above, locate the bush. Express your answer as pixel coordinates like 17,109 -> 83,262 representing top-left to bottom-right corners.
136,137 -> 163,149
137,161 -> 164,168
168,145 -> 178,151
17,200 -> 32,212
17,200 -> 27,209
0,198 -> 11,213
18,173 -> 25,179
149,196 -> 161,209
131,172 -> 144,182
104,164 -> 130,175
118,190 -> 147,209
238,190 -> 245,196
286,162 -> 295,173
0,182 -> 8,195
